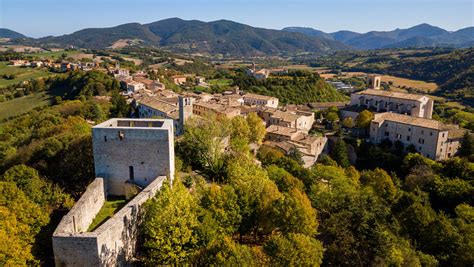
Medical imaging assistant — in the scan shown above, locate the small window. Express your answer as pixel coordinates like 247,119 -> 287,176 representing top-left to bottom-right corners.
104,136 -> 107,142
421,130 -> 424,134
129,166 -> 134,181
118,131 -> 125,140
430,132 -> 433,136
407,136 -> 410,141
408,128 -> 411,132
384,131 -> 390,137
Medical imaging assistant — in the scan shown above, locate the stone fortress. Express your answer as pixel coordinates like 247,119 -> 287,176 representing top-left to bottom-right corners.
52,118 -> 175,266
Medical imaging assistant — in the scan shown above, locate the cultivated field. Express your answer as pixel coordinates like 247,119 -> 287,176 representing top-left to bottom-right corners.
0,91 -> 54,120
0,62 -> 54,88
381,75 -> 438,93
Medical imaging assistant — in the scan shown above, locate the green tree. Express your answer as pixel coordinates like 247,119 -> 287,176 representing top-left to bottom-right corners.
331,139 -> 350,167
273,188 -> 318,236
110,91 -> 129,117
199,184 -> 241,236
177,117 -> 231,180
458,132 -> 474,160
266,165 -> 304,193
246,112 -> 266,145
141,181 -> 200,265
198,236 -> 256,265
360,168 -> 398,202
231,116 -> 250,141
326,111 -> 339,123
342,117 -> 354,128
264,233 -> 324,266
355,110 -> 374,128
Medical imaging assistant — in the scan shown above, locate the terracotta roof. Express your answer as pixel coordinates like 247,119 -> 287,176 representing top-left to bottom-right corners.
140,97 -> 177,114
356,89 -> 426,101
271,110 -> 301,122
447,128 -> 466,139
372,112 -> 444,130
243,93 -> 277,101
194,101 -> 240,115
266,125 -> 300,137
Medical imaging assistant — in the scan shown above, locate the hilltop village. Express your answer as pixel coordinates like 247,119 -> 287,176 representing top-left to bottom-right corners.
106,61 -> 463,164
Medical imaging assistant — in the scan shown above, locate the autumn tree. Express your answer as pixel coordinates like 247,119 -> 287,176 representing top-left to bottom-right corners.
246,112 -> 266,145
264,233 -> 324,266
141,181 -> 200,265
355,110 -> 374,128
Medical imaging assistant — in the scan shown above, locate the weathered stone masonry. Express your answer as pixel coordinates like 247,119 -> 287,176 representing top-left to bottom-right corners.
53,118 -> 175,266
52,176 -> 166,266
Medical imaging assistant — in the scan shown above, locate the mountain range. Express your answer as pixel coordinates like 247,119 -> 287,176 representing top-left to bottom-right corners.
1,18 -> 473,56
283,24 -> 474,50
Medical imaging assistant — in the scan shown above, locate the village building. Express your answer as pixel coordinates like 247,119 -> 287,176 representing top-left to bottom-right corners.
126,81 -> 146,94
243,93 -> 279,108
193,100 -> 241,119
137,96 -> 193,135
134,77 -> 165,91
370,112 -> 464,161
9,59 -> 28,66
172,75 -> 187,85
347,89 -> 434,119
265,125 -> 328,168
259,108 -> 315,132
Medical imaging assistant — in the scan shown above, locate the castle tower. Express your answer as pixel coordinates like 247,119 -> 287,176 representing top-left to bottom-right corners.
92,118 -> 175,196
367,74 -> 382,90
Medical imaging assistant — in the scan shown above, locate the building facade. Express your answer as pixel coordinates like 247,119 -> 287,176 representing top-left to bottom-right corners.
243,93 -> 279,108
370,112 -> 463,160
350,89 -> 434,119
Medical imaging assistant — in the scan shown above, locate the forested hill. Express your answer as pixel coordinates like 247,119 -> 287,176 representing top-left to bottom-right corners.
22,18 -> 350,56
0,28 -> 26,39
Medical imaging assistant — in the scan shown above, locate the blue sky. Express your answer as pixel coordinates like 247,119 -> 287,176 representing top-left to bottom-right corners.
0,0 -> 473,38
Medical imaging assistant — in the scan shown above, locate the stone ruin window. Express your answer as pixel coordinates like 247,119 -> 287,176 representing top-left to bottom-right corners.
118,131 -> 125,141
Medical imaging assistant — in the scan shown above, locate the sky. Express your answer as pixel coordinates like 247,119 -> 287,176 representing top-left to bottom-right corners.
0,0 -> 473,38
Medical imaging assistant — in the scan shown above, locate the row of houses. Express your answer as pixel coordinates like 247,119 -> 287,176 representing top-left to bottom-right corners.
9,59 -> 100,72
132,84 -> 325,167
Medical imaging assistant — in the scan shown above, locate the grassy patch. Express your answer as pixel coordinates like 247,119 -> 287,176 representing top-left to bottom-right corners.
209,78 -> 233,86
23,50 -> 81,59
88,197 -> 127,232
0,92 -> 53,121
0,62 -> 54,88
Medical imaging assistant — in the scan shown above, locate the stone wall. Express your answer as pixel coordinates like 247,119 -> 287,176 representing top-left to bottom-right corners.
54,178 -> 105,234
52,176 -> 167,267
